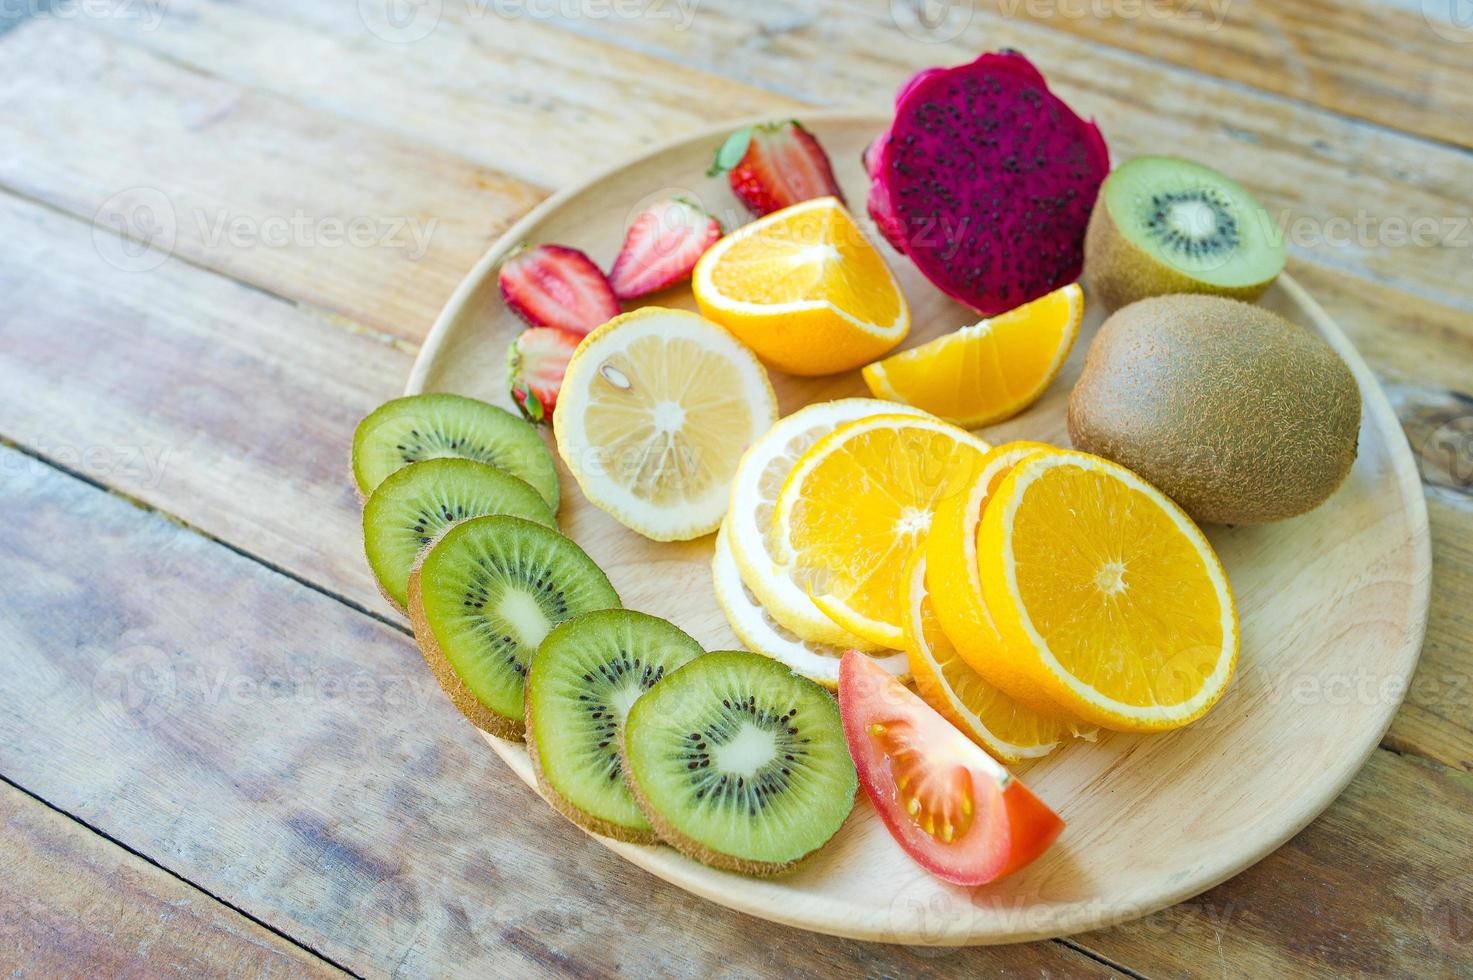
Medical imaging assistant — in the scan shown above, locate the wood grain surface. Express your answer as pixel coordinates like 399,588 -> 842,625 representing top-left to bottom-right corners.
0,0 -> 1468,974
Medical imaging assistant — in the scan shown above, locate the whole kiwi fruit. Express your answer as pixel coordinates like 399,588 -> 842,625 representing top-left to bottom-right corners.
1067,295 -> 1360,524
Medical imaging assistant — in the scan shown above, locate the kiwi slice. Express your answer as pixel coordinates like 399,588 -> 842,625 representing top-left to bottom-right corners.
526,610 -> 705,843
409,515 -> 619,738
1085,155 -> 1285,311
622,651 -> 857,875
352,393 -> 560,510
363,458 -> 556,614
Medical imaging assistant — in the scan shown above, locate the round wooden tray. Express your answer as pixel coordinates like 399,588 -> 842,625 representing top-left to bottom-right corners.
406,113 -> 1431,945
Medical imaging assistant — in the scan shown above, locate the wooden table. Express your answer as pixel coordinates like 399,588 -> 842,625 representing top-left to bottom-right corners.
0,2 -> 1468,975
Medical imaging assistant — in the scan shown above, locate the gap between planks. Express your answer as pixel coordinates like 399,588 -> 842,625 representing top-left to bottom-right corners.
0,772 -> 360,978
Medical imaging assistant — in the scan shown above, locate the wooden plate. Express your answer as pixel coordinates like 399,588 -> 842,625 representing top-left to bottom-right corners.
406,114 -> 1431,945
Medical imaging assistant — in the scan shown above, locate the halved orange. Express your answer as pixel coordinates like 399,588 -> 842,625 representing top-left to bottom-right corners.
693,197 -> 909,376
862,283 -> 1082,426
976,450 -> 1239,732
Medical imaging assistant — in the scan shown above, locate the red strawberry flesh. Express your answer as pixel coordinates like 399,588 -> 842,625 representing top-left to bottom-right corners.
506,326 -> 580,425
712,120 -> 846,217
498,244 -> 619,337
607,198 -> 722,300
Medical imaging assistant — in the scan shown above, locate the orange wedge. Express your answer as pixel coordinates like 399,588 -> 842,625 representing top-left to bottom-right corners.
693,197 -> 909,375
976,450 -> 1239,732
862,283 -> 1082,426
901,551 -> 1079,763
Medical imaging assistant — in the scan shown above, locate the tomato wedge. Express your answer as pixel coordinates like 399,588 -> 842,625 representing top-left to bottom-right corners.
838,650 -> 1063,885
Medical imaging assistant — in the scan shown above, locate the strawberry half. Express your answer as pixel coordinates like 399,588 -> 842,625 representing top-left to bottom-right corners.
498,244 -> 620,337
607,197 -> 722,300
506,326 -> 580,424
708,120 -> 846,217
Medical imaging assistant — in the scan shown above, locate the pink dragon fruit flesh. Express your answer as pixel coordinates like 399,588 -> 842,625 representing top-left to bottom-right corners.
865,51 -> 1109,316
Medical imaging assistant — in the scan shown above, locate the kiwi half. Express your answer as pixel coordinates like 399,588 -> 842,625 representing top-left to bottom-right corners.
352,393 -> 560,510
622,651 -> 857,876
363,458 -> 556,614
525,610 -> 704,843
1085,156 -> 1285,311
408,515 -> 619,738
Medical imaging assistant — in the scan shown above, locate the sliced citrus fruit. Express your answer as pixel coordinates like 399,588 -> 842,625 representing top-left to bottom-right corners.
901,551 -> 1078,763
862,283 -> 1083,427
692,197 -> 909,376
711,521 -> 910,688
927,440 -> 1080,719
553,307 -> 777,541
728,398 -> 928,651
976,450 -> 1239,732
771,414 -> 990,649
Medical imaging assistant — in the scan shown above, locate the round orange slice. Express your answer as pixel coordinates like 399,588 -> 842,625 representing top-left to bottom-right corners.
901,551 -> 1079,763
862,283 -> 1082,427
771,414 -> 990,649
976,450 -> 1239,732
927,441 -> 1086,719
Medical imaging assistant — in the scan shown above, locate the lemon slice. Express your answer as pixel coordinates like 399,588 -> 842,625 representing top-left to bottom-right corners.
712,522 -> 910,688
693,197 -> 909,376
901,551 -> 1082,763
977,450 -> 1240,731
728,399 -> 928,651
553,308 -> 777,541
863,283 -> 1083,427
771,414 -> 990,648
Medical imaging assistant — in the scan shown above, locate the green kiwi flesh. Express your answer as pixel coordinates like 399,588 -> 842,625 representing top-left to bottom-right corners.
526,610 -> 704,842
409,515 -> 619,738
352,393 -> 560,510
1085,156 -> 1285,310
363,458 -> 556,614
622,651 -> 857,875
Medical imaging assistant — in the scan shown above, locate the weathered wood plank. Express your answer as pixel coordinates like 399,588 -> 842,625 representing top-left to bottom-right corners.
79,0 -> 801,190
0,781 -> 344,978
0,449 -> 1114,978
0,189 -> 404,616
0,17 -> 543,341
48,0 -> 1473,320
876,0 -> 1473,150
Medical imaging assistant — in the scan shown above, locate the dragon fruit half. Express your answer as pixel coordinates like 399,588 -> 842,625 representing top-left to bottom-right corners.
865,51 -> 1109,316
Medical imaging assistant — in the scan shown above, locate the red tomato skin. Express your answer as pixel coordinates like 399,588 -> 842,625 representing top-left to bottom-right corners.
838,651 -> 1064,887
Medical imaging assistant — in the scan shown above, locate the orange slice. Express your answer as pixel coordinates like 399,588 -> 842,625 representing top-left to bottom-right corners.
977,450 -> 1239,732
862,283 -> 1082,427
692,197 -> 909,376
927,441 -> 1073,718
901,551 -> 1078,763
771,414 -> 989,648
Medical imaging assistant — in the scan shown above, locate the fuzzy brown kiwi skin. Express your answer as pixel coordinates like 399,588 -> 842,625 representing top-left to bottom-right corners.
1083,198 -> 1276,313
1067,295 -> 1361,524
616,656 -> 855,878
524,683 -> 661,846
407,564 -> 526,740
